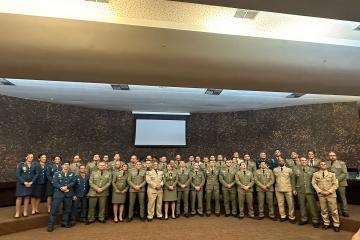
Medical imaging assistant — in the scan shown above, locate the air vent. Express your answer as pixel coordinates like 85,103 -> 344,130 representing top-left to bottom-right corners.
354,25 -> 360,31
286,93 -> 305,98
84,0 -> 109,3
205,89 -> 223,95
111,84 -> 130,90
0,78 -> 15,86
234,9 -> 259,20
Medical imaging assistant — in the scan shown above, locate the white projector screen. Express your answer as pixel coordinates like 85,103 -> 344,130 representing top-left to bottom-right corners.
135,118 -> 187,146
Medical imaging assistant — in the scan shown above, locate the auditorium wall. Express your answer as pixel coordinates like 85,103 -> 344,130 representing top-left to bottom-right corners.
0,95 -> 359,182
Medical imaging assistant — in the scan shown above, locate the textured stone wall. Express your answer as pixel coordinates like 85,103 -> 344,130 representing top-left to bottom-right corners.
0,95 -> 359,182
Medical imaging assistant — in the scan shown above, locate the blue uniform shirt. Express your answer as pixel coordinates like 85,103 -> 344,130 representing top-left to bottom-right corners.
16,161 -> 39,183
35,162 -> 47,184
52,171 -> 76,198
74,174 -> 90,198
46,164 -> 62,184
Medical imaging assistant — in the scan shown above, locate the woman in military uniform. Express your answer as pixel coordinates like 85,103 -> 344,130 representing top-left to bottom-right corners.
112,162 -> 129,222
46,156 -> 62,213
163,164 -> 178,219
15,153 -> 39,218
31,153 -> 48,215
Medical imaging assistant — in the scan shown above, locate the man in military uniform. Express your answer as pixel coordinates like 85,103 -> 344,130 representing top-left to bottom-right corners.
47,163 -> 75,232
327,151 -> 349,217
254,161 -> 276,220
186,155 -> 195,170
216,154 -> 225,170
293,157 -> 320,227
235,162 -> 255,219
108,153 -> 123,172
307,150 -> 320,170
86,154 -> 100,174
174,154 -> 182,169
204,158 -> 220,216
71,164 -> 90,224
273,158 -> 296,223
87,161 -> 112,224
201,156 -> 210,172
243,154 -> 257,173
312,160 -> 340,232
190,162 -> 205,216
268,149 -> 281,170
128,155 -> 138,170
256,152 -> 275,170
286,152 -> 300,170
127,161 -> 147,222
145,161 -> 163,221
219,159 -> 237,217
69,155 -> 81,174
176,160 -> 191,217
159,156 -> 167,171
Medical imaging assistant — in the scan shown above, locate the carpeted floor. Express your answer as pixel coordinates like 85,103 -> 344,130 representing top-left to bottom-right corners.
0,216 -> 354,240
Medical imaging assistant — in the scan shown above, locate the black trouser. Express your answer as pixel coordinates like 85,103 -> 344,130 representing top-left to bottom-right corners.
48,197 -> 72,228
71,196 -> 88,222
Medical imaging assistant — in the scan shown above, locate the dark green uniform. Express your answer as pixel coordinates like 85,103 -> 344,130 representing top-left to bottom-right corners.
204,167 -> 220,215
294,166 -> 319,224
254,168 -> 275,218
219,167 -> 237,216
327,160 -> 348,215
176,168 -> 191,215
190,170 -> 205,215
88,170 -> 112,222
235,170 -> 255,218
127,169 -> 146,219
112,170 -> 129,204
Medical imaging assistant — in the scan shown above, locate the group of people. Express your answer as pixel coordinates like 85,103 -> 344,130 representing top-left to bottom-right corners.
14,150 -> 349,233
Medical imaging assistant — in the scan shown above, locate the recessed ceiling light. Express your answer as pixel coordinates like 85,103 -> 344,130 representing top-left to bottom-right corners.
0,78 -> 15,86
111,84 -> 130,90
286,93 -> 306,98
234,9 -> 259,20
205,89 -> 223,95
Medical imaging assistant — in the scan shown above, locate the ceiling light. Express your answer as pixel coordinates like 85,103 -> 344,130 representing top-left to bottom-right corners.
0,78 -> 15,86
286,93 -> 306,98
111,84 -> 130,90
205,89 -> 223,95
354,25 -> 360,31
234,9 -> 259,20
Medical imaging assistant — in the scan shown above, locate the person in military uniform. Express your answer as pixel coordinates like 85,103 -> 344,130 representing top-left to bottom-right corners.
128,155 -> 138,170
186,155 -> 195,170
127,161 -> 147,222
200,156 -> 210,172
235,162 -> 255,219
46,155 -> 62,213
190,162 -> 205,216
176,160 -> 191,217
307,150 -> 320,170
327,151 -> 349,217
243,154 -> 257,173
232,152 -> 241,165
87,161 -> 112,224
312,160 -> 340,232
174,154 -> 182,169
47,162 -> 76,232
204,157 -> 220,216
31,153 -> 47,215
286,152 -> 300,170
216,154 -> 225,170
86,154 -> 100,175
273,158 -> 296,223
254,161 -> 276,220
163,163 -> 178,219
293,157 -> 320,227
69,154 -> 81,174
71,164 -> 90,224
15,153 -> 39,218
159,156 -> 167,172
112,162 -> 129,222
146,161 -> 164,221
256,152 -> 275,170
219,159 -> 237,217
